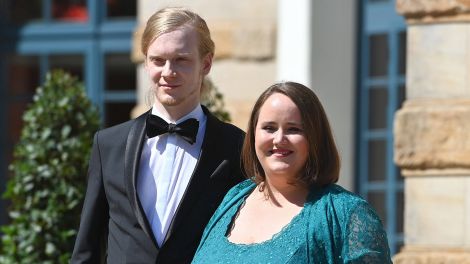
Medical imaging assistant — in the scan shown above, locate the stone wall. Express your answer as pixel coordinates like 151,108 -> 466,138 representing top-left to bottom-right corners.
396,0 -> 470,23
393,0 -> 470,262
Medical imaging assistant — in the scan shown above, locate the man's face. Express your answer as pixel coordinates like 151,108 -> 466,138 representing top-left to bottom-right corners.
145,25 -> 212,114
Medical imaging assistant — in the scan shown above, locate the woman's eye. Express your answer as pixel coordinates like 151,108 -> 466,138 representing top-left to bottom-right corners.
288,127 -> 303,133
262,126 -> 276,132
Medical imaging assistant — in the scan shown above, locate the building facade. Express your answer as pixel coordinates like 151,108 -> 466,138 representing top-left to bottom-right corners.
0,0 -> 413,257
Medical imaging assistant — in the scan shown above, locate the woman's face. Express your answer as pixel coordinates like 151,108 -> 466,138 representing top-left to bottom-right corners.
254,93 -> 309,183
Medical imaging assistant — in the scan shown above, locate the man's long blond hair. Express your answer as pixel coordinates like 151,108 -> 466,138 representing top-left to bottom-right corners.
141,7 -> 214,59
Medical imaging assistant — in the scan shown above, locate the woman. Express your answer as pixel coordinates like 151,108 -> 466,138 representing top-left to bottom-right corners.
192,82 -> 392,263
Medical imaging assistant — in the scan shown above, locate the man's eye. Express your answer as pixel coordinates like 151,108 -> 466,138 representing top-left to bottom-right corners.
176,57 -> 189,63
150,58 -> 165,65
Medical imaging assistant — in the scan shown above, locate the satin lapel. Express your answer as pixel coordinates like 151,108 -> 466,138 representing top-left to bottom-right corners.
162,108 -> 221,244
124,110 -> 158,247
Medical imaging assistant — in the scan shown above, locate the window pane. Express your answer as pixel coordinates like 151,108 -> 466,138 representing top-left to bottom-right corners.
396,191 -> 404,233
1,0 -> 43,24
395,240 -> 405,255
107,0 -> 136,18
368,87 -> 388,129
369,34 -> 388,77
49,54 -> 84,81
105,53 -> 136,91
398,84 -> 406,109
398,31 -> 407,75
367,192 -> 387,227
6,55 -> 40,96
105,102 -> 135,127
396,167 -> 404,182
368,140 -> 387,182
395,241 -> 404,254
52,0 -> 88,23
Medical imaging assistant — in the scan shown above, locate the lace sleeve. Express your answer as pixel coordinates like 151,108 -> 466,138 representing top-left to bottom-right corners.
343,200 -> 392,264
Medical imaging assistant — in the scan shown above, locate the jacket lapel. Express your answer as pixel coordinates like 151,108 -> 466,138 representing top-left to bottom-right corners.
124,110 -> 158,247
162,107 -> 223,245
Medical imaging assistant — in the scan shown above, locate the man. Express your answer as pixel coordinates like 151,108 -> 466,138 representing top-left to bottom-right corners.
71,7 -> 245,263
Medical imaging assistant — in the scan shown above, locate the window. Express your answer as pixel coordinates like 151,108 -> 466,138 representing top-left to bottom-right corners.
107,0 -> 136,19
1,0 -> 43,24
358,0 -> 406,255
103,53 -> 137,127
0,0 -> 136,225
52,0 -> 88,23
0,0 -> 89,24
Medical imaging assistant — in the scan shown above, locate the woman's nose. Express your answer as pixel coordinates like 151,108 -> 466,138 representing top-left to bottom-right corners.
273,130 -> 286,144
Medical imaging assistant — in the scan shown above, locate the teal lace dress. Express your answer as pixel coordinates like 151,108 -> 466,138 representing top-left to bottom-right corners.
192,180 -> 392,264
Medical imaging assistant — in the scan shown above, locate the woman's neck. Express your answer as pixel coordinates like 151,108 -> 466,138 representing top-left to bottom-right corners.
258,179 -> 309,208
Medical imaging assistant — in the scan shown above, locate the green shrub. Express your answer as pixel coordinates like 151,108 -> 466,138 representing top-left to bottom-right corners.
0,70 -> 100,264
202,78 -> 231,122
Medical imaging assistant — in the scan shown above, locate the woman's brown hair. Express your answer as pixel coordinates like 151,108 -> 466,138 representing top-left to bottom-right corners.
241,81 -> 340,187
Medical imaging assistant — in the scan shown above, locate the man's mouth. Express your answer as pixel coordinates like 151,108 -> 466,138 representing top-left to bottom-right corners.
159,83 -> 180,89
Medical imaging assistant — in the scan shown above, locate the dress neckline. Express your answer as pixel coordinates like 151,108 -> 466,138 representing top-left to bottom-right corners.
224,185 -> 307,247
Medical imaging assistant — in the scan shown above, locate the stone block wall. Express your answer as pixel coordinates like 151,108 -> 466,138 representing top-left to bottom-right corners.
393,0 -> 470,262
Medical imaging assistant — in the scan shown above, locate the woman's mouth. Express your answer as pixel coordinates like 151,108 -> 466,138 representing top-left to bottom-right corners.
270,149 -> 292,156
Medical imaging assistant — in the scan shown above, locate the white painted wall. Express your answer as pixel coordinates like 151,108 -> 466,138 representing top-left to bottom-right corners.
311,0 -> 357,191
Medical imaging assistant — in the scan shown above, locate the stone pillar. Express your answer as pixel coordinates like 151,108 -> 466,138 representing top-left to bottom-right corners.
393,0 -> 470,263
277,0 -> 312,86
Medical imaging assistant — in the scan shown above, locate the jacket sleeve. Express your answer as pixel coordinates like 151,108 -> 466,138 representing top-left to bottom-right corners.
71,132 -> 109,264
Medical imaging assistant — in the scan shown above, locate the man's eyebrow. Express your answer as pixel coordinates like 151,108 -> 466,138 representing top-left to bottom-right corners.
147,52 -> 193,58
147,55 -> 162,59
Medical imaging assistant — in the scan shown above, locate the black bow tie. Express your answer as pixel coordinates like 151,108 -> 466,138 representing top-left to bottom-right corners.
146,114 -> 199,145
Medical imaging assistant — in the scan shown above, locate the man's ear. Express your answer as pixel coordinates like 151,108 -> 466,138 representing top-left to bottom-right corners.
202,53 -> 213,75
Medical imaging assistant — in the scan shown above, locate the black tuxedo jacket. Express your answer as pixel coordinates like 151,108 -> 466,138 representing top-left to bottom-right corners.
71,106 -> 245,264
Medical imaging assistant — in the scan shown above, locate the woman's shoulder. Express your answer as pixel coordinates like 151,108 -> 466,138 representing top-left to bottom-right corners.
218,179 -> 256,206
201,179 -> 255,235
313,184 -> 365,202
307,184 -> 376,219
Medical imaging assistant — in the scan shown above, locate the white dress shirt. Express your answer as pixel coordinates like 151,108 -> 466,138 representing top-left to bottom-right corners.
137,105 -> 207,247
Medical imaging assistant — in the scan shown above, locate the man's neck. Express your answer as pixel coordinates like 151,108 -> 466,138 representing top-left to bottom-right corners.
152,102 -> 200,123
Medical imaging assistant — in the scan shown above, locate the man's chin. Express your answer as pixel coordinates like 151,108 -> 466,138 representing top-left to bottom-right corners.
157,95 -> 180,106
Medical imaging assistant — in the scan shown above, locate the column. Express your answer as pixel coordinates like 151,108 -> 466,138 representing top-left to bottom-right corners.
277,0 -> 312,86
394,0 -> 470,263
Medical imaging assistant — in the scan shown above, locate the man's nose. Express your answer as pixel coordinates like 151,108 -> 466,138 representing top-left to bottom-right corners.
162,60 -> 175,77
